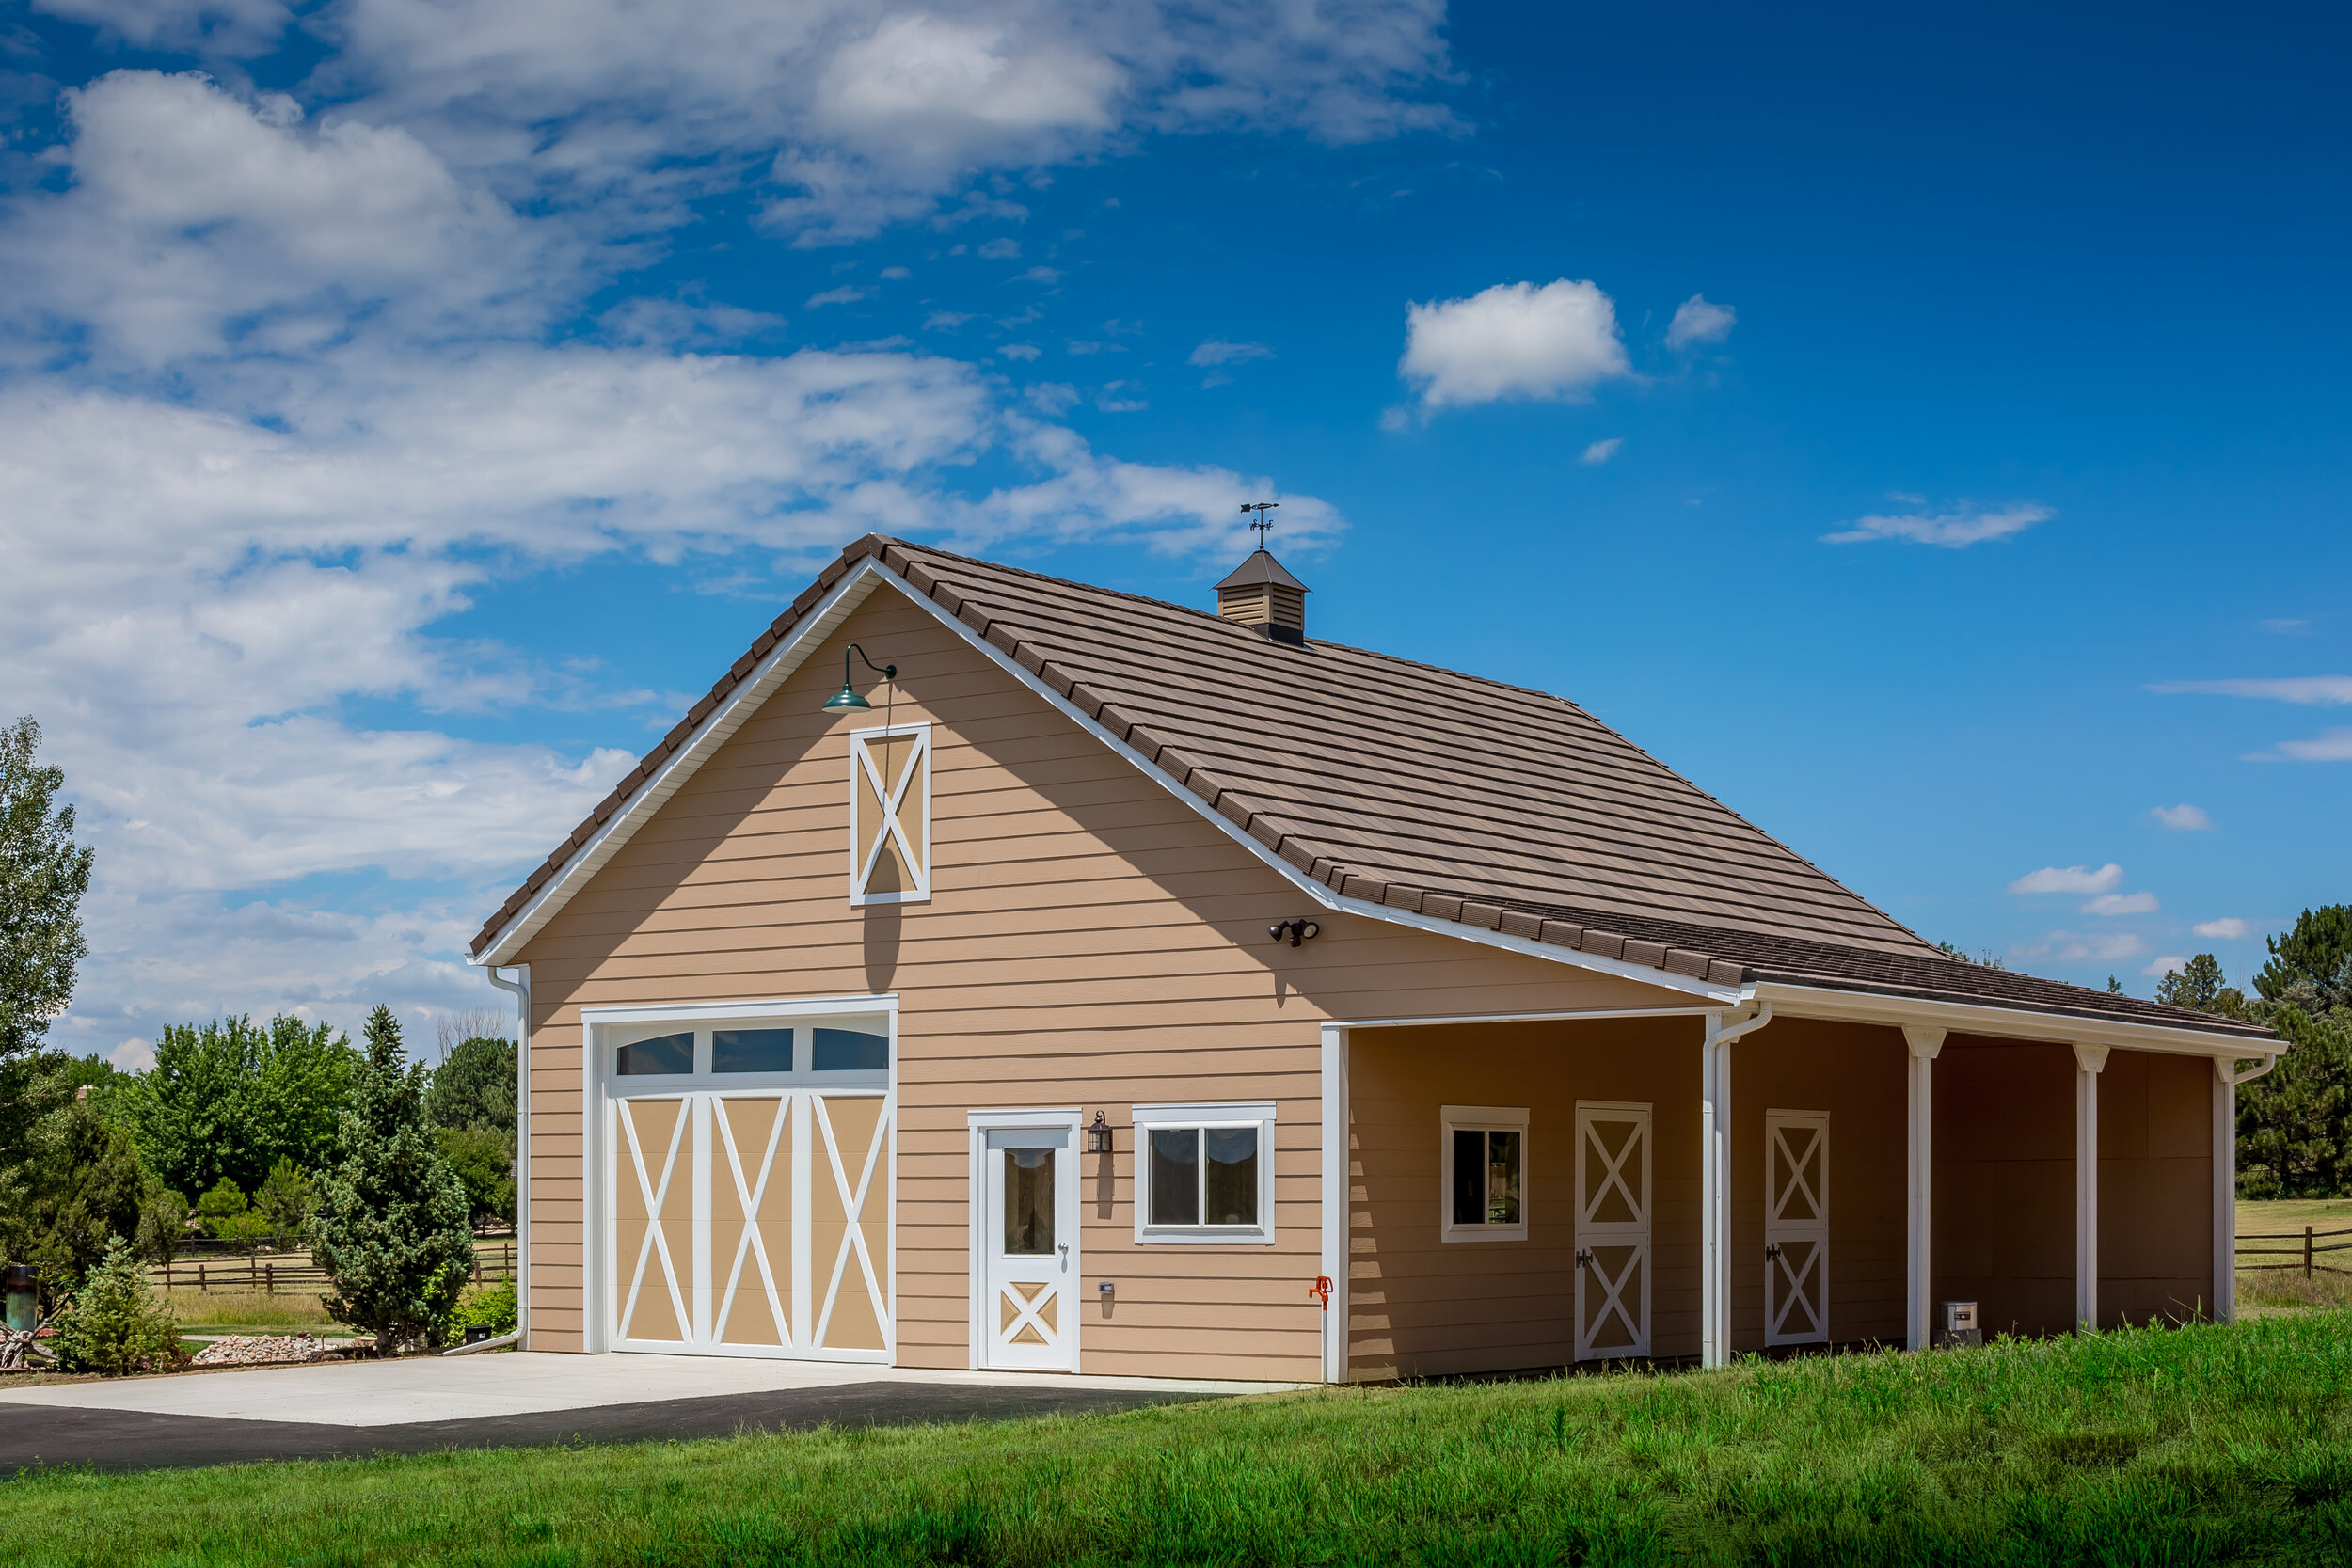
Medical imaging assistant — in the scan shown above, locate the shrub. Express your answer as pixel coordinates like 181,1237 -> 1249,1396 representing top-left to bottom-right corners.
253,1157 -> 314,1234
452,1277 -> 517,1337
50,1235 -> 180,1375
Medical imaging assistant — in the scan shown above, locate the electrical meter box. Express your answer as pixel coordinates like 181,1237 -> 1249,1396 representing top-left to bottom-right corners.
1937,1299 -> 1980,1349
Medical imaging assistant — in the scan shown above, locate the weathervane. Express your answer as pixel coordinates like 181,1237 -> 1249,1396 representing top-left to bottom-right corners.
1239,500 -> 1279,546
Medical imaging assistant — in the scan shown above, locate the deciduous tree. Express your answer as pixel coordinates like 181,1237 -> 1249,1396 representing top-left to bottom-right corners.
0,717 -> 93,1064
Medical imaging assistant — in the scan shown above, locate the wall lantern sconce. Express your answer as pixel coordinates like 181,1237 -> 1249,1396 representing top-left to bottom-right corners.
821,643 -> 897,712
1268,918 -> 1321,948
1086,1111 -> 1113,1154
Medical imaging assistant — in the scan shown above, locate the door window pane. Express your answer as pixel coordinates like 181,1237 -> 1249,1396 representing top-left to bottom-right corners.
711,1028 -> 792,1073
1003,1148 -> 1055,1254
1203,1128 -> 1259,1226
813,1027 -> 889,1071
1451,1128 -> 1486,1226
1149,1129 -> 1200,1225
617,1032 -> 692,1075
1486,1130 -> 1522,1225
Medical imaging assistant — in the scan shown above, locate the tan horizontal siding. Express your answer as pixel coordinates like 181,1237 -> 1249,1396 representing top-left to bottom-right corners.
516,587 -> 1693,1377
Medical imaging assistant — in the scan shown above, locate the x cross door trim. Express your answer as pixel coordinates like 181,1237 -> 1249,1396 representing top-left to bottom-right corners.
619,1100 -> 692,1341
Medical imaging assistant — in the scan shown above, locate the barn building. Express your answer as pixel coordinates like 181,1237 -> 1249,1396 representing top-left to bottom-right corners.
469,535 -> 2278,1383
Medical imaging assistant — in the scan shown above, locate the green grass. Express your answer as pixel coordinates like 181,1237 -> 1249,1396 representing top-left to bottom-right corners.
161,1286 -> 342,1334
11,1312 -> 2352,1566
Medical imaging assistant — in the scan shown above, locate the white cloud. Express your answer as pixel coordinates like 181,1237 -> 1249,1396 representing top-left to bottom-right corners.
1399,279 -> 1631,410
1663,294 -> 1735,351
977,238 -> 1023,260
2150,803 -> 2213,831
2081,892 -> 2159,916
924,311 -> 976,330
2143,954 -> 2188,978
1578,437 -> 1623,466
1188,339 -> 1274,368
1014,265 -> 1064,284
2013,930 -> 2145,966
260,0 -> 1454,245
806,285 -> 871,307
2194,918 -> 2251,941
2265,728 -> 2352,762
1,71 -> 550,369
998,342 -> 1042,360
1821,501 -> 2053,548
2149,675 -> 2352,705
106,1037 -> 157,1072
2008,863 -> 2125,895
2262,618 -> 2309,634
0,61 -> 1368,1059
878,265 -> 910,279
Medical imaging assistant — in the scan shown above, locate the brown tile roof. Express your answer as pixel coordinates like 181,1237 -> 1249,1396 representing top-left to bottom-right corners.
470,535 -> 2275,1042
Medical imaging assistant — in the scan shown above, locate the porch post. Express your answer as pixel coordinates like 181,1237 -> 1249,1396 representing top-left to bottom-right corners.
2213,1057 -> 2236,1323
1320,1022 -> 1350,1385
1902,1025 -> 1945,1350
2074,1043 -> 2109,1331
1700,1014 -> 1733,1369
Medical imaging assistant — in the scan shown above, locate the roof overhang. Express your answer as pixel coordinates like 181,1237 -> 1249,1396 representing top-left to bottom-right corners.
1748,980 -> 2282,1064
469,552 -> 1741,998
464,549 -> 2283,1061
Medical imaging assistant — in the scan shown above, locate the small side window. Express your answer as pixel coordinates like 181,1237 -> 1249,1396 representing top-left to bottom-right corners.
1132,1102 -> 1277,1245
1442,1106 -> 1530,1242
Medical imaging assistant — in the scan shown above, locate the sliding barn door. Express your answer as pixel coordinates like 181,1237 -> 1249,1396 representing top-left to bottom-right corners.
1574,1101 -> 1652,1361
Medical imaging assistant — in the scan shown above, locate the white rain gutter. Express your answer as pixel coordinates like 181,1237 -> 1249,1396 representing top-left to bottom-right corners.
440,1329 -> 520,1357
1746,981 -> 2283,1064
483,963 -> 530,1351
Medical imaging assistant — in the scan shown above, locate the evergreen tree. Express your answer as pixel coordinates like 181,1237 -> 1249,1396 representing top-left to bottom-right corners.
2155,954 -> 2250,1017
49,1236 -> 179,1375
2237,1006 -> 2352,1197
2256,905 -> 2352,1015
310,1006 -> 474,1352
0,1053 -> 152,1288
0,717 -> 94,1065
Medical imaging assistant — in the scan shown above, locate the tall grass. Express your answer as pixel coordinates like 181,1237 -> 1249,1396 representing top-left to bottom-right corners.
161,1288 -> 340,1332
9,1310 -> 2352,1565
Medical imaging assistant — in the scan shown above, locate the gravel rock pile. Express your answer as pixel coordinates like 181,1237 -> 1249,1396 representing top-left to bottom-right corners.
191,1334 -> 330,1367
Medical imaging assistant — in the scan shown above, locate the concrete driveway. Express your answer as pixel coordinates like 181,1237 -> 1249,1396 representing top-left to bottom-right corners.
0,1353 -> 1281,1471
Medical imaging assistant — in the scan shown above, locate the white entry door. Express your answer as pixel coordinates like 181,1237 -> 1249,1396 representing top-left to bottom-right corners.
979,1126 -> 1078,1371
1574,1101 -> 1652,1361
1764,1110 -> 1829,1347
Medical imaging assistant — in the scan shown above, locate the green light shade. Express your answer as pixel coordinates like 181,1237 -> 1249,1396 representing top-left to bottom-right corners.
822,683 -> 872,712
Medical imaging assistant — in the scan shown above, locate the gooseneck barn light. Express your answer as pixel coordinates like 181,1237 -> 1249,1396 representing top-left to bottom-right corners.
822,643 -> 898,712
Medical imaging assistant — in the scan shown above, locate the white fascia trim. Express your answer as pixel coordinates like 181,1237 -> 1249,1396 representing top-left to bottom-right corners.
471,562 -> 889,968
840,557 -> 1741,1003
1338,1006 -> 1722,1030
1748,981 -> 2286,1061
968,1107 -> 1084,1131
581,994 -> 900,1027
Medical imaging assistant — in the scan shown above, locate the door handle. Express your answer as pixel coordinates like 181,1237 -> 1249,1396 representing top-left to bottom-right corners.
1575,1248 -> 1593,1268
1057,1243 -> 1070,1266
1765,1243 -> 1783,1262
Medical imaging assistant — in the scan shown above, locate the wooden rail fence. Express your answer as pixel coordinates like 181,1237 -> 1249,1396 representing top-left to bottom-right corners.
151,1240 -> 516,1297
2236,1226 -> 2352,1278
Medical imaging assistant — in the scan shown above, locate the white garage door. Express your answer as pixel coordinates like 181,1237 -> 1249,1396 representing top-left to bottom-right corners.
599,1007 -> 894,1362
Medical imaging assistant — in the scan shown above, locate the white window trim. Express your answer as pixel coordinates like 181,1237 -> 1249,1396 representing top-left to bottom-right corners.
849,721 -> 933,907
1441,1104 -> 1531,1243
1131,1101 -> 1278,1246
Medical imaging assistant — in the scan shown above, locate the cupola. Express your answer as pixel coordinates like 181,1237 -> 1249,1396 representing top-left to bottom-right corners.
1215,548 -> 1310,645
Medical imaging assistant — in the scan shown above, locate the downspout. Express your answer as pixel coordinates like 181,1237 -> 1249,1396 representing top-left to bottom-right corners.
484,963 -> 530,1351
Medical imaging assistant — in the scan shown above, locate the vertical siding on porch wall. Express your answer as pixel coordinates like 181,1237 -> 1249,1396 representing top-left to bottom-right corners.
510,588 -> 1686,1381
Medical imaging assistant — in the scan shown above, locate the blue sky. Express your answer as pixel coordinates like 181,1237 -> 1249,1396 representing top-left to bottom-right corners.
5,0 -> 2345,1062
